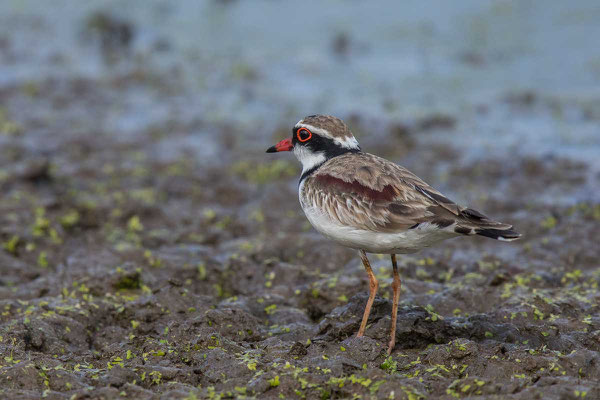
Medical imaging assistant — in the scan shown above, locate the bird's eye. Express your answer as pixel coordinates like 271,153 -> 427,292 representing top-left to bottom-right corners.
297,128 -> 312,142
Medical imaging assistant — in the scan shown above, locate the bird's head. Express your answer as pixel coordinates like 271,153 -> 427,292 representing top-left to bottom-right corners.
266,115 -> 361,176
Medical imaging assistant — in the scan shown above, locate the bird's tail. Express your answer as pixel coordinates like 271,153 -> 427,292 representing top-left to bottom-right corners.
475,227 -> 521,241
454,207 -> 522,241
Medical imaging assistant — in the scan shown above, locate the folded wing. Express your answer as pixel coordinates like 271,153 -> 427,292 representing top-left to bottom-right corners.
303,152 -> 520,240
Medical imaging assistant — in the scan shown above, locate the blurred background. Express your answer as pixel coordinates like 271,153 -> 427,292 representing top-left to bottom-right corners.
1,1 -> 600,399
2,1 -> 600,168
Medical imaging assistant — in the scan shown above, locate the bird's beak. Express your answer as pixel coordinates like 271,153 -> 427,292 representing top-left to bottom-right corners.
266,137 -> 293,153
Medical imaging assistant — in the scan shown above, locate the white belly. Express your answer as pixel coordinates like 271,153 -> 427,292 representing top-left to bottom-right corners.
303,206 -> 454,253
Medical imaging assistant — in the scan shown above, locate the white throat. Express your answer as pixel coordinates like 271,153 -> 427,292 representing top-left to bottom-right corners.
293,145 -> 326,175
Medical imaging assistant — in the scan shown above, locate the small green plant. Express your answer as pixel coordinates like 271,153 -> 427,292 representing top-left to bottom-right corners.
381,356 -> 397,373
268,375 -> 280,387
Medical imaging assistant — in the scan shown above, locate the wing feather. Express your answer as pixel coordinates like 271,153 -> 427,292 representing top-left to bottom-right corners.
302,153 -> 457,232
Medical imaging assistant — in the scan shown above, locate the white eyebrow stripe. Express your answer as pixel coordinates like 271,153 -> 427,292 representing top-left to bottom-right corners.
295,123 -> 361,150
335,136 -> 360,150
296,123 -> 332,138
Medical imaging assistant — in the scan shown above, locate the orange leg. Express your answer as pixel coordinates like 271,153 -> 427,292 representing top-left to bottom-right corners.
357,250 -> 378,337
387,253 -> 401,355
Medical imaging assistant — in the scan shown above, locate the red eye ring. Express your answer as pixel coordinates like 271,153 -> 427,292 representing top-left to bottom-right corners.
297,127 -> 312,142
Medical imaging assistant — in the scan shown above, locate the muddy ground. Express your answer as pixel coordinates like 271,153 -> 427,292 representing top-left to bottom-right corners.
2,2 -> 600,400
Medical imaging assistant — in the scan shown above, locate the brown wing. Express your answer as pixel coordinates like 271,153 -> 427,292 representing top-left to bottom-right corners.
302,152 -> 462,232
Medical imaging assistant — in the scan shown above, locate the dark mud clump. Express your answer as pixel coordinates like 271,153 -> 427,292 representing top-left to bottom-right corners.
84,11 -> 135,63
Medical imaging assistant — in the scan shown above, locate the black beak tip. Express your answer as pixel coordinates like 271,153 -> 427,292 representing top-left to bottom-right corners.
266,146 -> 277,153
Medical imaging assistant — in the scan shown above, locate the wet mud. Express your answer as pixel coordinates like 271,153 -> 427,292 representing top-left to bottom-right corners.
2,1 -> 600,399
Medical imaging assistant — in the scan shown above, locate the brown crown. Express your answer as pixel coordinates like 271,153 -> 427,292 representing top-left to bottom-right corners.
298,115 -> 354,140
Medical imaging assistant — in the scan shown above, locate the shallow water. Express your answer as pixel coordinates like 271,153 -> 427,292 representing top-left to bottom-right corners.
2,1 -> 599,157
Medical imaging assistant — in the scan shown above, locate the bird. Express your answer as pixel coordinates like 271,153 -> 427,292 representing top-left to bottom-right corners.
266,115 -> 521,355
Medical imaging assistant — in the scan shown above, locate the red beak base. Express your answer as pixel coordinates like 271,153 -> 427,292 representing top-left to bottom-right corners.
266,137 -> 293,153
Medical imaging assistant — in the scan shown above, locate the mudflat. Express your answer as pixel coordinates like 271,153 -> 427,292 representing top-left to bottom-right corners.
1,2 -> 599,399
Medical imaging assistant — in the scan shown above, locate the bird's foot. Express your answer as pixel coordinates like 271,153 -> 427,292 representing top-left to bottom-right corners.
386,338 -> 395,355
